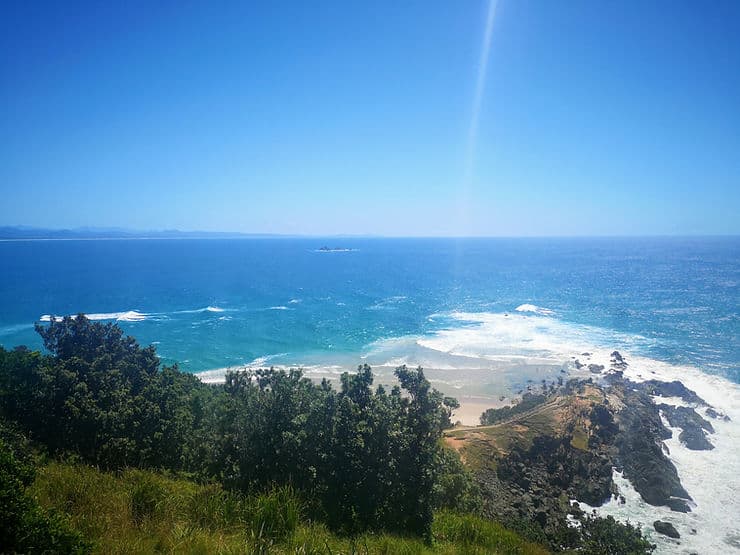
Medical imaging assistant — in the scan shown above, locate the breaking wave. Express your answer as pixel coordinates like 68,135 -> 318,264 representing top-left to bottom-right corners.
39,310 -> 147,322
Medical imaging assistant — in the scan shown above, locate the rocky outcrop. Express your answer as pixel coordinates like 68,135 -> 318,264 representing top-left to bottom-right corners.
614,384 -> 692,511
658,404 -> 715,450
455,372 -> 702,547
641,380 -> 707,405
654,520 -> 680,538
611,351 -> 628,369
479,434 -> 615,537
706,407 -> 731,421
588,364 -> 605,373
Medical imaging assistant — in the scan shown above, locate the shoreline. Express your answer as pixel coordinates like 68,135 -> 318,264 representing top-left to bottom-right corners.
194,347 -> 740,554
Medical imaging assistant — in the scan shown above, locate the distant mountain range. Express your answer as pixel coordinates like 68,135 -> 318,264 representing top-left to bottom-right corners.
0,226 -> 283,240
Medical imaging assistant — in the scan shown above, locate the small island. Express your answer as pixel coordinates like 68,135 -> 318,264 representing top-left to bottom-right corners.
317,246 -> 356,252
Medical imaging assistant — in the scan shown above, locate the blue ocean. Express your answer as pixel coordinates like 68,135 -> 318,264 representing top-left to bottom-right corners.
3,236 -> 740,553
1,237 -> 738,382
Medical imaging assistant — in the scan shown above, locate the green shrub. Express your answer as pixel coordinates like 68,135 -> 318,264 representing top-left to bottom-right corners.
432,510 -> 550,554
0,423 -> 89,554
188,483 -> 247,530
130,474 -> 167,524
250,485 -> 302,541
579,514 -> 655,554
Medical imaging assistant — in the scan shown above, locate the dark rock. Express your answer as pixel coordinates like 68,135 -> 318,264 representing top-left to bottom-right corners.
659,404 -> 715,450
610,351 -> 628,369
588,364 -> 605,373
641,380 -> 707,406
654,520 -> 680,538
659,405 -> 714,433
706,407 -> 731,421
569,502 -> 584,518
665,497 -> 692,512
574,360 -> 584,369
614,385 -> 691,509
581,352 -> 591,356
679,428 -> 714,450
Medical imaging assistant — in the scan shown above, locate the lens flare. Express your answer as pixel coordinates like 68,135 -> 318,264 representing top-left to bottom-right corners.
456,0 -> 498,235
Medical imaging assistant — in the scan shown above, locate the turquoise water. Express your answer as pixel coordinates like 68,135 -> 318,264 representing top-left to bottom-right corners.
0,237 -> 738,382
4,236 -> 739,554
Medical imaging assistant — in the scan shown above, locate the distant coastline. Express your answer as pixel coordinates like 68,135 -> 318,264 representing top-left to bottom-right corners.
0,226 -> 286,241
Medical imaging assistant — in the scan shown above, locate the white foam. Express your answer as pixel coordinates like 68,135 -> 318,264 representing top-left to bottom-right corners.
365,309 -> 740,552
415,311 -> 648,365
93,310 -> 147,322
288,299 -> 301,304
39,311 -> 147,322
195,354 -> 292,383
269,306 -> 289,310
366,296 -> 408,311
515,303 -> 555,315
175,306 -> 228,314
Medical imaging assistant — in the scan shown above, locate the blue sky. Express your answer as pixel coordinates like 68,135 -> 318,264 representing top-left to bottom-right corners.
1,1 -> 739,236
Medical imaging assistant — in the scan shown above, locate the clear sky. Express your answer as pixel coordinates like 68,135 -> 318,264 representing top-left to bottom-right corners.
1,1 -> 739,236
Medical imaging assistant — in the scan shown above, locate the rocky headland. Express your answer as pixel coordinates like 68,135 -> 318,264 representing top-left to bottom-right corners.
444,351 -> 727,549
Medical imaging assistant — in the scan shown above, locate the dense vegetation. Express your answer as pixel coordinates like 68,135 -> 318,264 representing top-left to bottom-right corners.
0,421 -> 88,553
27,461 -> 548,554
0,316 -> 481,550
479,393 -> 548,426
0,316 -> 654,553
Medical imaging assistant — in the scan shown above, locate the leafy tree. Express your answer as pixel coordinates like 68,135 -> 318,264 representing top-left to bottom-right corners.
1,319 -> 469,541
0,316 -> 204,469
578,515 -> 655,554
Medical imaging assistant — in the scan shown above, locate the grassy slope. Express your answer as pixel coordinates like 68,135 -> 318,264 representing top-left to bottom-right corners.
29,461 -> 549,555
443,384 -> 606,473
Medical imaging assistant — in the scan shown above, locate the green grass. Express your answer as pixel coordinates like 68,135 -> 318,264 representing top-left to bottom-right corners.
28,461 -> 549,554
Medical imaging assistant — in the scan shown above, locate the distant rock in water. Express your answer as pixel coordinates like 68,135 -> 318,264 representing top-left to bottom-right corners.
317,246 -> 355,253
588,363 -> 604,373
654,520 -> 680,538
610,351 -> 628,369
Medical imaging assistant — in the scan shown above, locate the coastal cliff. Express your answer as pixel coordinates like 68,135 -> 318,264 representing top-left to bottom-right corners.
444,355 -> 725,550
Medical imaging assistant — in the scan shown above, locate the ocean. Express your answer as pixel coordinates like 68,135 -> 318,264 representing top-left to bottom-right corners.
1,236 -> 739,552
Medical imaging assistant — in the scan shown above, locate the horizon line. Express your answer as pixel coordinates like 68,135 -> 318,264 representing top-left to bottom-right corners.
1,225 -> 738,242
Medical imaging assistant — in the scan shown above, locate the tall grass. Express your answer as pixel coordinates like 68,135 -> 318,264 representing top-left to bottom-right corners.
30,461 -> 549,554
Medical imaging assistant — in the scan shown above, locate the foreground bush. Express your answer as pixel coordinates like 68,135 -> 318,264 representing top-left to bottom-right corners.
0,423 -> 89,554
30,461 -> 548,555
